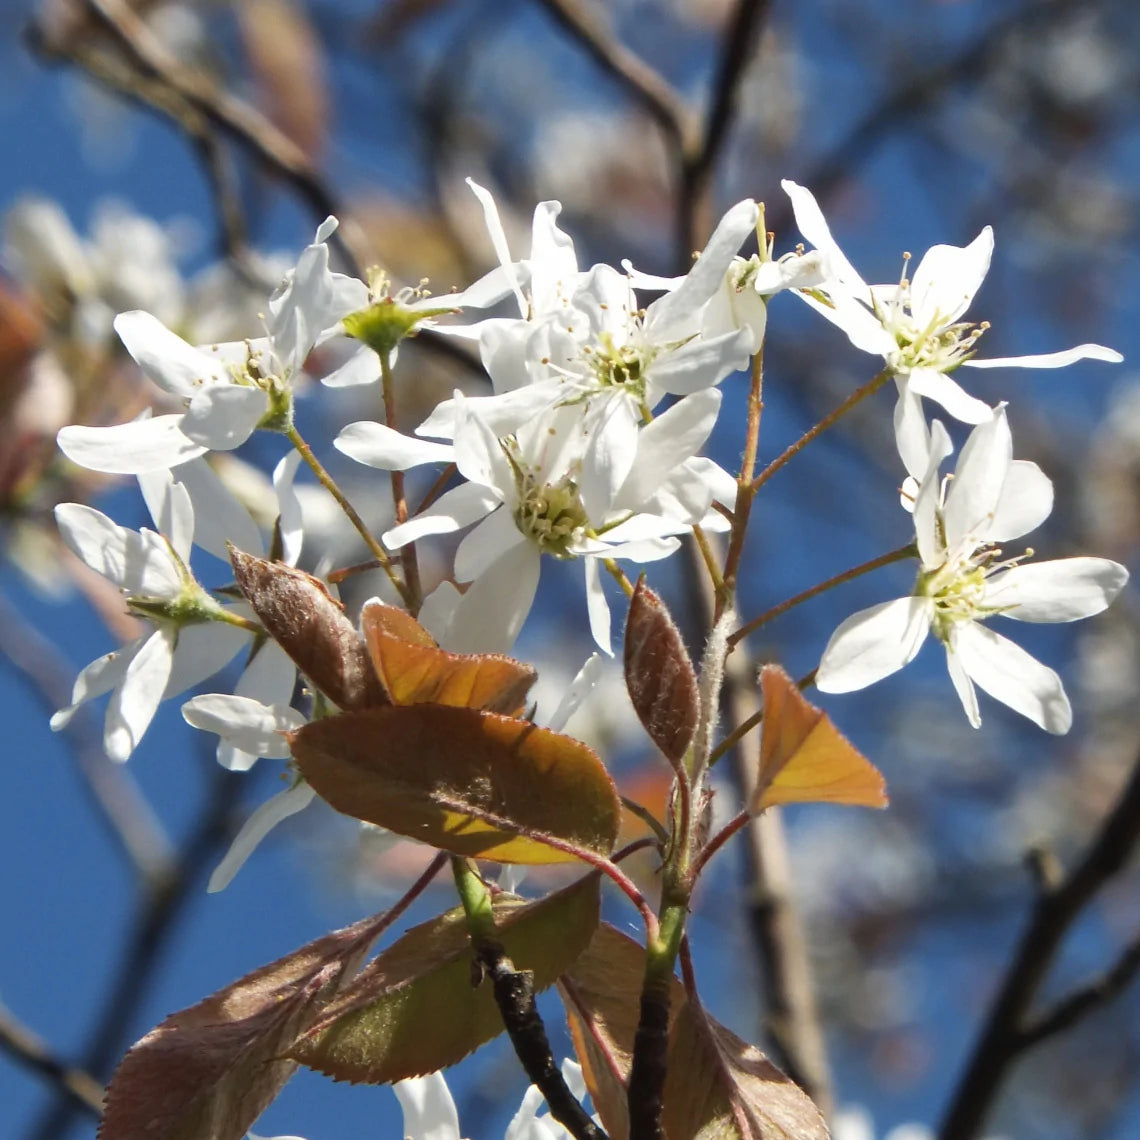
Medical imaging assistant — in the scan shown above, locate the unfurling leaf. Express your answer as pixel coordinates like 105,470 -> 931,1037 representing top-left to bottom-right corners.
229,548 -> 386,711
362,601 -> 536,714
754,665 -> 888,812
291,704 -> 620,863
98,910 -> 390,1140
561,924 -> 828,1140
624,579 -> 699,768
291,874 -> 600,1082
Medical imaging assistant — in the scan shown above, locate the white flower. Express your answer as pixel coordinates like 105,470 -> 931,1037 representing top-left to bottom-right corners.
51,469 -> 257,760
56,219 -> 365,474
416,187 -> 756,500
781,180 -> 1122,475
359,389 -> 724,654
817,408 -> 1128,733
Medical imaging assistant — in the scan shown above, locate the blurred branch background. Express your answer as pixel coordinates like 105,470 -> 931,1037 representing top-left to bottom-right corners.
0,1 -> 1138,1138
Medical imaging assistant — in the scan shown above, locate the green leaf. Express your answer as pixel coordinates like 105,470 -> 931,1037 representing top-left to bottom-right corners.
561,924 -> 828,1140
290,874 -> 601,1083
290,704 -> 621,864
97,910 -> 390,1140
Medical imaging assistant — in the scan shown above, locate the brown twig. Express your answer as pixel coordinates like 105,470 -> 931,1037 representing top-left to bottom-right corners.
0,1003 -> 104,1120
65,0 -> 366,276
938,750 -> 1140,1140
530,0 -> 693,156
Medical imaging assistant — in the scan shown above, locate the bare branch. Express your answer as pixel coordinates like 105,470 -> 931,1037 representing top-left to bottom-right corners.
938,749 -> 1140,1140
531,0 -> 694,155
0,1002 -> 104,1120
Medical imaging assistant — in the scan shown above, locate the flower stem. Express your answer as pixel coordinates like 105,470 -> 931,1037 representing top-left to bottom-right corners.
750,367 -> 892,491
729,541 -> 915,649
378,351 -> 421,612
285,424 -> 412,608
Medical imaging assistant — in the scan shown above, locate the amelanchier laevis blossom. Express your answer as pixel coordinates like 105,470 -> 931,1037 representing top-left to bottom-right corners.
342,388 -> 727,654
780,180 -> 1124,478
55,218 -> 366,474
51,468 -> 263,761
416,186 -> 758,497
816,408 -> 1129,733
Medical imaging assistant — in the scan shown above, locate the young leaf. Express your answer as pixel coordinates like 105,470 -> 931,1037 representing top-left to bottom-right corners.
290,875 -> 600,1083
98,909 -> 389,1140
360,599 -> 436,647
362,601 -> 536,714
290,704 -> 621,863
754,665 -> 888,812
624,579 -> 699,768
561,924 -> 828,1140
229,548 -> 387,711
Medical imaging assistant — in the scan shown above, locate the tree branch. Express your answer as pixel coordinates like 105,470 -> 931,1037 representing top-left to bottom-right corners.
938,748 -> 1140,1140
0,1003 -> 104,1120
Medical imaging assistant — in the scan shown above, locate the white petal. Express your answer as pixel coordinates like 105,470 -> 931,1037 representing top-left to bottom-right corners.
114,310 -> 228,398
952,621 -> 1071,733
173,457 -> 264,561
546,654 -> 604,733
645,199 -> 758,339
181,385 -> 267,450
105,627 -> 175,761
162,622 -> 249,698
321,343 -> 381,387
467,178 -> 526,315
416,381 -> 561,441
579,395 -> 640,521
453,399 -> 513,493
599,535 -> 681,561
795,288 -> 896,357
183,693 -> 304,761
50,645 -> 134,732
816,597 -> 932,693
986,558 -> 1128,622
584,557 -> 612,655
945,641 -> 982,729
617,388 -> 721,512
780,181 -> 869,293
964,343 -> 1123,369
444,544 -> 541,654
912,419 -> 953,570
893,380 -> 934,483
905,367 -> 993,424
138,470 -> 195,563
908,228 -> 993,329
219,641 -> 299,769
393,1072 -> 462,1140
273,451 -> 305,567
454,505 -> 525,583
438,262 -> 520,312
417,581 -> 462,645
382,482 -> 500,549
988,460 -> 1053,542
207,782 -> 317,893
529,199 -> 578,314
54,502 -> 182,596
335,421 -> 455,470
57,416 -> 207,474
943,407 -> 1010,552
647,329 -> 752,398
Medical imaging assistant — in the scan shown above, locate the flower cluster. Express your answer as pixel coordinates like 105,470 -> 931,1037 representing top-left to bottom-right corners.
48,177 -> 1128,896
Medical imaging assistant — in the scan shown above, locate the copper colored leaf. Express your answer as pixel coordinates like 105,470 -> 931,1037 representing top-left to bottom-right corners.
98,910 -> 388,1140
361,600 -> 436,648
561,924 -> 827,1140
290,875 -> 600,1083
291,704 -> 620,863
363,602 -> 536,714
238,0 -> 328,161
230,548 -> 386,711
754,666 -> 888,812
624,579 -> 698,767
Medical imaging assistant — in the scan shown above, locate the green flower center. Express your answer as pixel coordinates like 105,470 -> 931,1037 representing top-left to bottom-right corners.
509,459 -> 590,559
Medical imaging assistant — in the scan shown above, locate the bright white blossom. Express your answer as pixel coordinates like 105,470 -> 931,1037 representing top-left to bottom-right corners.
56,218 -> 363,474
346,388 -> 727,654
781,180 -> 1123,477
51,469 -> 258,760
817,408 -> 1128,732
